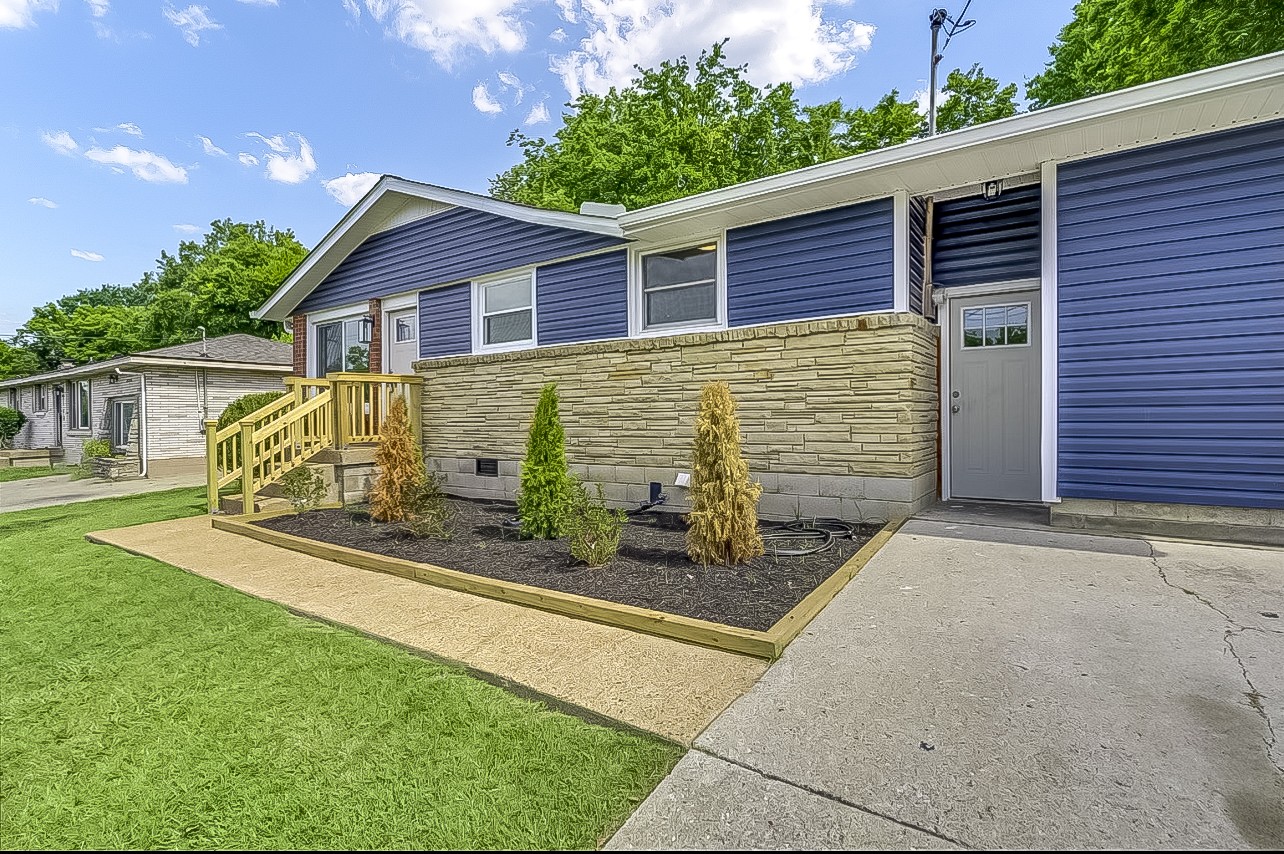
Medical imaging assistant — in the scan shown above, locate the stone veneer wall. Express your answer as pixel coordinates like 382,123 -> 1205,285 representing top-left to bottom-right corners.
414,313 -> 940,522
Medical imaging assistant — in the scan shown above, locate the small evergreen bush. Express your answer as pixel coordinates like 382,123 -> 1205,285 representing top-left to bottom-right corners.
565,482 -> 626,567
279,465 -> 328,513
216,391 -> 287,431
0,406 -> 26,449
369,395 -> 424,523
686,382 -> 764,566
517,383 -> 574,539
402,472 -> 453,540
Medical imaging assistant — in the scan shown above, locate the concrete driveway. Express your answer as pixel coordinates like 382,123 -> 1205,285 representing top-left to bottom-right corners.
610,514 -> 1284,849
0,473 -> 203,513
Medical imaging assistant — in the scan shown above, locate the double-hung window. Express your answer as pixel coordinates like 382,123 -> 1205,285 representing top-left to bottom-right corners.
69,379 -> 90,430
475,272 -> 534,351
638,243 -> 720,332
35,384 -> 48,412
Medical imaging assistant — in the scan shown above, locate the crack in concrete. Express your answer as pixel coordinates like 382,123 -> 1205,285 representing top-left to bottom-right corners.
1148,541 -> 1283,778
693,745 -> 975,850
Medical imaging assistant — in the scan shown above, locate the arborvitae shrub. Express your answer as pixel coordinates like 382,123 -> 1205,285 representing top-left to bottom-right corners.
686,382 -> 764,566
403,471 -> 453,539
279,465 -> 328,513
565,482 -> 626,567
517,383 -> 574,539
216,391 -> 287,430
370,395 -> 424,523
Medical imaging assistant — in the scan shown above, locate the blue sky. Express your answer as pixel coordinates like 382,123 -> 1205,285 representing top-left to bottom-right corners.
0,0 -> 1075,338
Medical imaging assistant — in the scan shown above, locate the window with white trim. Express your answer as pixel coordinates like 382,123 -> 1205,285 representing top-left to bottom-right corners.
476,272 -> 534,349
315,316 -> 371,374
111,399 -> 136,452
639,243 -> 719,331
69,379 -> 90,430
962,303 -> 1030,348
35,384 -> 48,412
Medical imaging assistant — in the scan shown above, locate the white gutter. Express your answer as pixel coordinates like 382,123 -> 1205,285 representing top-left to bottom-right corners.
0,357 -> 292,390
114,367 -> 147,478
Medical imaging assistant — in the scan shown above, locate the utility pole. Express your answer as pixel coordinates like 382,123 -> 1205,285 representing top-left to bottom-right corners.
928,3 -> 975,136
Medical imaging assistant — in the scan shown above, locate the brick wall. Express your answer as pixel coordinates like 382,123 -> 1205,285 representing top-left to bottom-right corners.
368,298 -> 383,373
415,313 -> 940,521
291,313 -> 307,376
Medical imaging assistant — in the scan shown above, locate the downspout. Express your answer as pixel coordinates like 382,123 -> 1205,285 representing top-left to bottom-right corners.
114,367 -> 148,478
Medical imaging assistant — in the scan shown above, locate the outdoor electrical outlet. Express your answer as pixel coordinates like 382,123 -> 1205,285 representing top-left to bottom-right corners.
675,472 -> 691,488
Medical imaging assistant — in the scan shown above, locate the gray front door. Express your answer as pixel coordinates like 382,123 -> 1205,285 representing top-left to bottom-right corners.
949,290 -> 1041,501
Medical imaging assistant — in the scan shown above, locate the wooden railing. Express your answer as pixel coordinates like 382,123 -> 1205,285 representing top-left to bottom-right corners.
206,372 -> 422,512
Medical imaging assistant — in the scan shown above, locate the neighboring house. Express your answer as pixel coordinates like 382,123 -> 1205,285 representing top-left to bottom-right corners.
250,53 -> 1283,542
0,335 -> 293,477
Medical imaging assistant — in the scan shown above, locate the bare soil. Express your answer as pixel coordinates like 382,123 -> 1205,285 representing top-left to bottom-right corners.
256,498 -> 878,631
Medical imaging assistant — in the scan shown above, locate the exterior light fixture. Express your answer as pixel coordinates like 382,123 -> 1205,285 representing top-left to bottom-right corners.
358,315 -> 374,344
983,179 -> 1002,200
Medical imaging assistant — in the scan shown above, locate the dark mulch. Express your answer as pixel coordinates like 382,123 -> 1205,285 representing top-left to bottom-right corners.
256,498 -> 878,631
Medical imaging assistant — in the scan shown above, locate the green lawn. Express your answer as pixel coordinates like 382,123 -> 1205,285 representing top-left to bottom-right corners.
0,489 -> 680,850
0,465 -> 71,483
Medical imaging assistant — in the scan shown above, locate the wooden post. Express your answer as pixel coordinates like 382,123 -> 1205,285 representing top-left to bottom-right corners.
408,379 -> 424,447
240,420 -> 255,515
331,377 -> 347,450
205,420 -> 220,512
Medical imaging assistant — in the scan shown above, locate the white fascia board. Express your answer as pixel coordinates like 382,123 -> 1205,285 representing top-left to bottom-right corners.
129,358 -> 294,373
0,356 -> 292,389
253,176 -> 626,324
618,52 -> 1284,231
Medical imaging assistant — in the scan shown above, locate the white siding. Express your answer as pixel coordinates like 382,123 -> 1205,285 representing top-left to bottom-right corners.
144,367 -> 287,461
7,383 -> 60,450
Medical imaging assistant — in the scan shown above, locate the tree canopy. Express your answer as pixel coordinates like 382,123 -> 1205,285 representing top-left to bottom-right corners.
10,220 -> 305,375
1027,0 -> 1284,107
491,42 -> 1018,212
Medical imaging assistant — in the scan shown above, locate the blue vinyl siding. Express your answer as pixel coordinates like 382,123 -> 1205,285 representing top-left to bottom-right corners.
536,251 -> 628,346
419,283 -> 472,359
932,184 -> 1041,288
298,207 -> 623,313
908,196 -> 928,314
725,198 -> 894,326
1057,119 -> 1284,509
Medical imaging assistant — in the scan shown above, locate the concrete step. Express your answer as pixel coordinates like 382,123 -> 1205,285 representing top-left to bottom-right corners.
218,495 -> 292,515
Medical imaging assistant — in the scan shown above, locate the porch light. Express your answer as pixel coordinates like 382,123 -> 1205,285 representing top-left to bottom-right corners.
983,179 -> 1002,200
357,315 -> 374,344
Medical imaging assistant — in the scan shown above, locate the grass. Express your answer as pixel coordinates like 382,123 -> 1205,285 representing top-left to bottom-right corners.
0,489 -> 681,850
0,465 -> 71,483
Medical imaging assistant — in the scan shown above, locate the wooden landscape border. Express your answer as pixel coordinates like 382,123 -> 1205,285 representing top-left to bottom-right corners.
211,512 -> 903,660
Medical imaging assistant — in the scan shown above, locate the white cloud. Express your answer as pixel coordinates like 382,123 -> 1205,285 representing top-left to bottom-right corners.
237,152 -> 259,166
173,223 -> 201,233
197,134 -> 226,156
41,130 -> 79,156
28,197 -> 58,208
117,122 -> 142,137
913,87 -> 944,116
0,0 -> 57,29
84,145 -> 189,183
323,171 -> 380,206
360,0 -> 527,69
550,0 -> 875,99
549,26 -> 567,42
497,70 -> 521,88
86,0 -> 109,17
236,0 -> 277,5
340,0 -> 359,19
71,249 -> 105,262
163,4 -> 221,46
472,83 -> 503,114
524,101 -> 550,125
246,132 -> 316,184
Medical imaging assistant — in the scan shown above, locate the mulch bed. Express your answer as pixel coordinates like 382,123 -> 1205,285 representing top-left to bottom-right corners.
255,498 -> 879,631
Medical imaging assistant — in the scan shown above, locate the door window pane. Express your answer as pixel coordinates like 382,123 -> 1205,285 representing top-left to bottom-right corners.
394,316 -> 416,342
961,302 -> 1032,348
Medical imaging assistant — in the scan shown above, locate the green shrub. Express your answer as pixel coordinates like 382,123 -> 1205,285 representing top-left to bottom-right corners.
216,391 -> 287,431
517,383 -> 574,539
279,465 -> 328,513
565,482 -> 626,567
369,395 -> 424,523
401,472 -> 453,540
0,406 -> 26,449
686,382 -> 764,566
71,438 -> 115,480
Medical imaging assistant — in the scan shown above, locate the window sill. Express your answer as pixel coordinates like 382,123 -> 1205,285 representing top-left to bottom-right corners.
633,321 -> 725,339
474,339 -> 537,355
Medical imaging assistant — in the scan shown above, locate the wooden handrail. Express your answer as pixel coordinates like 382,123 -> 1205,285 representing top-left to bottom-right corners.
240,389 -> 334,511
206,389 -> 299,512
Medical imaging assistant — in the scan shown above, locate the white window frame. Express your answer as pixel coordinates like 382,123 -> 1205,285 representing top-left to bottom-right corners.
959,301 -> 1033,350
35,384 -> 48,412
69,379 -> 90,431
629,235 -> 727,338
110,398 -> 136,453
307,305 -> 371,377
472,270 -> 536,354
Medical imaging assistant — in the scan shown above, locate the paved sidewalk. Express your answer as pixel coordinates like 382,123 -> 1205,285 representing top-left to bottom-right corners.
610,519 -> 1284,849
87,516 -> 767,744
0,473 -> 203,513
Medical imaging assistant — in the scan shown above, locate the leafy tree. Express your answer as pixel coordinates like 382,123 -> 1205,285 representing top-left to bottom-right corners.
0,406 -> 26,448
1027,0 -> 1284,108
517,383 -> 574,539
492,41 -> 1019,211
686,382 -> 763,567
0,341 -> 41,381
12,220 -> 305,371
936,64 -> 1020,132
